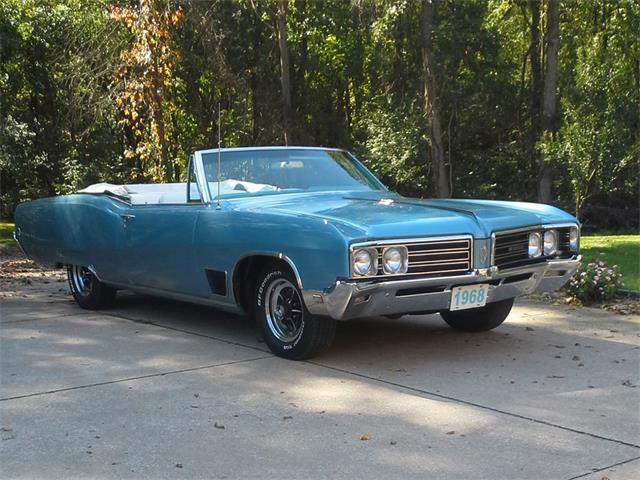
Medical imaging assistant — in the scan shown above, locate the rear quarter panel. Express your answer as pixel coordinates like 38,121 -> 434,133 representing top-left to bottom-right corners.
15,195 -> 127,282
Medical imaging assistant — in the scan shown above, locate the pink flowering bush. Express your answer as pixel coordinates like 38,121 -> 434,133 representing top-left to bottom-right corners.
566,260 -> 624,303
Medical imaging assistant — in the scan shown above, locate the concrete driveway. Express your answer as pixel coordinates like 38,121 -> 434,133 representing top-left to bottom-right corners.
1,270 -> 639,479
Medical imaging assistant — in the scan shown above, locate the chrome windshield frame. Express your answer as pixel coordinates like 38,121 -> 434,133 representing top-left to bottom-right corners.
193,147 -> 387,201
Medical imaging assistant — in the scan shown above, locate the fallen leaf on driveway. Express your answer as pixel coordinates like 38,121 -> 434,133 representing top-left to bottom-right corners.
360,434 -> 370,441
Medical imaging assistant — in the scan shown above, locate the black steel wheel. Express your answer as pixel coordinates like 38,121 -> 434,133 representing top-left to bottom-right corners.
67,265 -> 116,310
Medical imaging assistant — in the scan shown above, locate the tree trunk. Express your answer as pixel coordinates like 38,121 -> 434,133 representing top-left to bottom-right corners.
276,0 -> 294,145
150,57 -> 171,182
538,0 -> 560,203
420,0 -> 449,198
529,0 -> 542,195
392,17 -> 404,103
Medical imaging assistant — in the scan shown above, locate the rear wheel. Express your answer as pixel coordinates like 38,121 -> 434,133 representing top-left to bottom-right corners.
440,298 -> 514,332
255,264 -> 335,360
67,265 -> 116,310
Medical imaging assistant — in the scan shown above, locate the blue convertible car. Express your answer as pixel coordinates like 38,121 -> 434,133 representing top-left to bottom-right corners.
14,147 -> 581,359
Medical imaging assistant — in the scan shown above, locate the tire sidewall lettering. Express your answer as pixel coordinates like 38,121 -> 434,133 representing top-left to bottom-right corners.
257,269 -> 305,349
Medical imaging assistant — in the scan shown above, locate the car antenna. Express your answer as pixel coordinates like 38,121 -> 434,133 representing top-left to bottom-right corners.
216,102 -> 222,210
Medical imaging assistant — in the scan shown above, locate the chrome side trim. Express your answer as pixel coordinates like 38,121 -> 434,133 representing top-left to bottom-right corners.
103,280 -> 244,314
232,250 -> 304,290
13,230 -> 28,256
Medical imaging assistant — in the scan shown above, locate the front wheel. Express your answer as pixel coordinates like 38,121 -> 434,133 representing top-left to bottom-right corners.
440,298 -> 514,332
67,265 -> 116,310
255,264 -> 335,360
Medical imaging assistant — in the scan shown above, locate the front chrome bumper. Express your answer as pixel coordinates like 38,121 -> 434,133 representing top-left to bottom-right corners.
303,256 -> 581,321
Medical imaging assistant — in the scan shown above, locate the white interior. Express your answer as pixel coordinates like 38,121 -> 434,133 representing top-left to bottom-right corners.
78,180 -> 278,205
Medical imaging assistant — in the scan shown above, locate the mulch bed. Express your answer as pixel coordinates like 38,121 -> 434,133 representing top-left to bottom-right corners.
0,245 -> 66,298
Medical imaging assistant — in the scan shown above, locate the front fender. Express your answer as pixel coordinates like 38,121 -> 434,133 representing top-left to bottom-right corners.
194,209 -> 350,295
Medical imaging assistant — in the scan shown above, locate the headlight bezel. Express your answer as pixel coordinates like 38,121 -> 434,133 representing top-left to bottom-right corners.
351,247 -> 378,277
528,232 -> 542,258
569,226 -> 579,252
381,246 -> 408,275
543,229 -> 558,256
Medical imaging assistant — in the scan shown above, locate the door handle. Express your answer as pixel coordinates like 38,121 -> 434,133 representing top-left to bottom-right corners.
120,214 -> 135,226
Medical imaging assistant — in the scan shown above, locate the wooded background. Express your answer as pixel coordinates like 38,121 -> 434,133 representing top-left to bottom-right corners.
1,0 -> 638,230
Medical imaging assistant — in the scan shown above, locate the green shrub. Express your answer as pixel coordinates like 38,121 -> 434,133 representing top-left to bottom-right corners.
566,260 -> 624,303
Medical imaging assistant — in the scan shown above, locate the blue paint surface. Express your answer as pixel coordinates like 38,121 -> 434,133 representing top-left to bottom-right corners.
14,148 -> 578,309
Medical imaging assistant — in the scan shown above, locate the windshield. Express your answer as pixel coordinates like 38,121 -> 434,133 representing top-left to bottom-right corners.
200,148 -> 385,199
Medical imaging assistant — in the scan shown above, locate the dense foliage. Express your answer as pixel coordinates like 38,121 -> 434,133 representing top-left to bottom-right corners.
1,0 -> 638,230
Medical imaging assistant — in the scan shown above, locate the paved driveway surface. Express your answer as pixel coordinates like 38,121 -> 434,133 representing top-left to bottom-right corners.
1,277 -> 639,479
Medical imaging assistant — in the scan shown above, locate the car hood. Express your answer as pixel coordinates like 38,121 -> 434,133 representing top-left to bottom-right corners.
233,191 -> 578,240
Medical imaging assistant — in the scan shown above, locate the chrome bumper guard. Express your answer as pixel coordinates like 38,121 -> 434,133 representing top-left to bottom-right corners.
303,256 -> 581,321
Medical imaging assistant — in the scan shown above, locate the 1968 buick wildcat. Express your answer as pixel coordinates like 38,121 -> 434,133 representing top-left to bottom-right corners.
14,147 -> 581,359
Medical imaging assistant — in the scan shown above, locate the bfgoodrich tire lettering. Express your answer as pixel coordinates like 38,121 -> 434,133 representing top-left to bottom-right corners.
255,264 -> 336,360
67,265 -> 116,310
440,297 -> 514,332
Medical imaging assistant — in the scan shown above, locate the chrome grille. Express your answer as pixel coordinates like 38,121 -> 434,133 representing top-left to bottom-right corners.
406,239 -> 472,276
494,226 -> 576,269
558,229 -> 571,254
350,236 -> 473,279
493,231 -> 533,269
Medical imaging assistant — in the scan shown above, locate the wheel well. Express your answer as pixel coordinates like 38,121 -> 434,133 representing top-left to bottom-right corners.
233,255 -> 296,313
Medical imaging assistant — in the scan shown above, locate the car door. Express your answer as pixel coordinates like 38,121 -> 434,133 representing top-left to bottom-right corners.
120,203 -> 204,294
119,157 -> 210,295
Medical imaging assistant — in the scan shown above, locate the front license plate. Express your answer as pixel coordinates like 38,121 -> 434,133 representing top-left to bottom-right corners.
450,284 -> 489,311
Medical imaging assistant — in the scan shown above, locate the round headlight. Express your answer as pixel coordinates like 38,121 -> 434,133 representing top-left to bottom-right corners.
382,246 -> 408,274
528,232 -> 542,257
569,227 -> 579,251
352,248 -> 377,276
543,230 -> 558,256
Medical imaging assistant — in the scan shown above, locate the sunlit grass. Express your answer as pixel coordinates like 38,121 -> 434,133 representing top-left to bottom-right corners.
580,235 -> 639,291
0,222 -> 15,247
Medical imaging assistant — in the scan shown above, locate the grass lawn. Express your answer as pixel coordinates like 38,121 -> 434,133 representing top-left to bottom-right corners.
580,235 -> 640,291
0,222 -> 15,247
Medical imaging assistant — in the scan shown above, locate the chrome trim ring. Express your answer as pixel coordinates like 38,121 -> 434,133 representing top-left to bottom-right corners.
70,265 -> 93,297
264,278 -> 304,342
